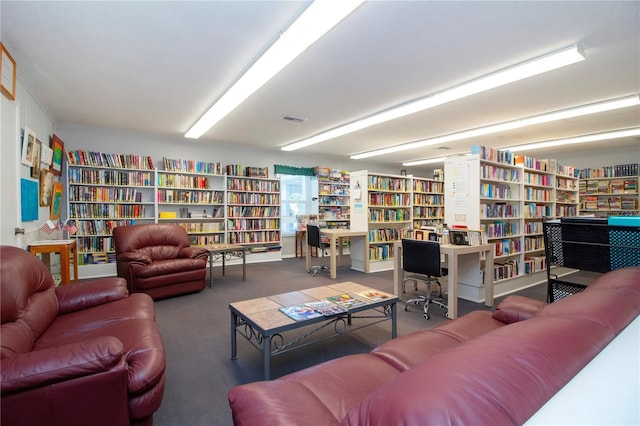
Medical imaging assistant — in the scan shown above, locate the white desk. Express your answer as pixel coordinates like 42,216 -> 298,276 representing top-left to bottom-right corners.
305,229 -> 368,279
393,241 -> 494,319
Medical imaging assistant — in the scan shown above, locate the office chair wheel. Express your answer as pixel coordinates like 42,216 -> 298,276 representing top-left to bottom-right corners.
424,313 -> 430,320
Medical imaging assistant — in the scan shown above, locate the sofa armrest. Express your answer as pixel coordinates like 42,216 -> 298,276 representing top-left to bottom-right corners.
178,246 -> 209,260
117,251 -> 152,264
1,337 -> 125,394
56,277 -> 129,314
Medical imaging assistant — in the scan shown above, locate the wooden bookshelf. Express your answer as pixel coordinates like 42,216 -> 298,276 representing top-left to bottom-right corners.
315,168 -> 350,229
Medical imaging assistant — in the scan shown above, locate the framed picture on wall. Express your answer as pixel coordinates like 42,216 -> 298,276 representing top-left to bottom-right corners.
1,42 -> 16,101
31,139 -> 42,178
50,181 -> 63,220
50,134 -> 64,175
40,170 -> 55,207
21,127 -> 36,167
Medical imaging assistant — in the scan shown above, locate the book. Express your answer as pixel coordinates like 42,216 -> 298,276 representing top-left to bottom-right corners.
304,300 -> 348,316
354,290 -> 391,302
279,304 -> 323,321
326,293 -> 366,309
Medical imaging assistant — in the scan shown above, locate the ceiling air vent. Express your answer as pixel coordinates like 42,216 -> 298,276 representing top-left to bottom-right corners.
434,146 -> 452,150
281,115 -> 307,124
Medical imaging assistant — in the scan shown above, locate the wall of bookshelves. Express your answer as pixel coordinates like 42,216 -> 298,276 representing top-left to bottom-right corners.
66,151 -> 283,278
444,145 -> 579,302
578,163 -> 639,217
157,158 -> 226,246
316,168 -> 350,229
226,174 -> 281,261
350,170 -> 412,273
66,152 -> 156,277
411,176 -> 444,228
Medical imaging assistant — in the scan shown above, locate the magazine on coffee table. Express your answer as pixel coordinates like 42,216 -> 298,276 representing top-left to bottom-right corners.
354,289 -> 392,302
304,300 -> 348,316
326,293 -> 366,309
279,304 -> 323,321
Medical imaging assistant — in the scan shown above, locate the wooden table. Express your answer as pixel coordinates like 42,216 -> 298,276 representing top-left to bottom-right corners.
205,244 -> 250,287
229,281 -> 397,379
305,229 -> 368,279
393,241 -> 494,319
29,239 -> 78,285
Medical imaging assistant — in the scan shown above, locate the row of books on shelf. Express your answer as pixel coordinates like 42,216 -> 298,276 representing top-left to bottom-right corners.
227,218 -> 280,230
580,196 -> 638,210
70,204 -> 147,218
524,203 -> 552,218
227,231 -> 280,244
413,180 -> 444,193
581,179 -> 637,194
367,176 -> 409,191
67,150 -> 155,170
68,168 -> 154,186
315,167 -> 350,181
413,194 -> 444,205
319,196 -> 349,206
70,186 -> 144,203
189,235 -> 224,246
480,203 -> 519,219
472,144 -> 516,165
227,206 -> 280,217
157,174 -> 213,189
279,291 -> 392,321
226,165 -> 269,177
480,183 -> 513,199
579,163 -> 639,178
227,192 -> 280,204
368,209 -> 411,222
481,165 -> 521,182
162,158 -> 223,175
227,178 -> 279,192
77,252 -> 116,266
74,219 -> 136,236
368,193 -> 411,206
494,239 -> 522,257
369,244 -> 394,261
158,189 -> 223,204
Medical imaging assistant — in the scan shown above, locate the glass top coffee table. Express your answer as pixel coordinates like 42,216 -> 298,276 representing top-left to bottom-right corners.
229,281 -> 398,380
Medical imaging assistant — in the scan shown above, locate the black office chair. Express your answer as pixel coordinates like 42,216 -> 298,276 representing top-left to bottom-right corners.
307,224 -> 329,276
401,238 -> 448,320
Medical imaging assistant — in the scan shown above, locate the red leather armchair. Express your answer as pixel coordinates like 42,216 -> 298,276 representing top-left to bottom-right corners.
113,223 -> 209,300
0,245 -> 166,426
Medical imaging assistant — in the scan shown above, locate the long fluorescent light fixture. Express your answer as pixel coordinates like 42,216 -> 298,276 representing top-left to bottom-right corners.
185,0 -> 366,139
402,127 -> 640,167
506,127 -> 640,152
353,94 -> 640,160
282,44 -> 586,151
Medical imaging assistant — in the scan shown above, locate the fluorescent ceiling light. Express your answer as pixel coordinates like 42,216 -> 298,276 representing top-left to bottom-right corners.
352,94 -> 640,160
506,128 -> 640,152
282,44 -> 586,151
402,127 -> 640,166
185,0 -> 366,139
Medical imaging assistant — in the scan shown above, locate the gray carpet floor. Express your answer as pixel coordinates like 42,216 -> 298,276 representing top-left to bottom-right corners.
152,256 -> 549,426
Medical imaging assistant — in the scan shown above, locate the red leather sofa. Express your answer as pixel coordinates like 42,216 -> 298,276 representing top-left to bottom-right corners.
228,266 -> 640,425
113,223 -> 209,299
0,245 -> 166,426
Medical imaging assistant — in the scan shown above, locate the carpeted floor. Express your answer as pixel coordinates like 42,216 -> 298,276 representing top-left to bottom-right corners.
152,256 -> 548,426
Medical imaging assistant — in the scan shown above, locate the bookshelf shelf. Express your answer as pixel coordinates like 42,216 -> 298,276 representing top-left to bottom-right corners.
316,168 -> 350,229
578,164 -> 639,217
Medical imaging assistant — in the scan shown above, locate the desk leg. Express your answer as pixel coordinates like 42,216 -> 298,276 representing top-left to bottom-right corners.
209,253 -> 214,288
71,245 -> 78,282
263,335 -> 271,380
230,311 -> 238,360
393,246 -> 402,296
329,237 -> 337,279
484,249 -> 494,307
222,254 -> 226,276
60,247 -> 70,285
305,242 -> 311,272
391,302 -> 397,338
242,250 -> 246,281
447,253 -> 458,320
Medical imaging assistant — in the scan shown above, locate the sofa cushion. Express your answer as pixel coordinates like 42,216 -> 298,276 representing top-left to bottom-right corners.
131,258 -> 206,278
229,354 -> 401,426
372,311 -> 503,371
492,295 -> 547,324
342,315 -> 615,426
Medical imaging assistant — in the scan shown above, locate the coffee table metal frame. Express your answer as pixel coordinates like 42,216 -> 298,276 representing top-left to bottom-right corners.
229,282 -> 398,380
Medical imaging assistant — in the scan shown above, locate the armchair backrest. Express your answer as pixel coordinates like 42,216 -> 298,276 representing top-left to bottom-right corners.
113,223 -> 191,261
0,246 -> 58,358
402,238 -> 442,277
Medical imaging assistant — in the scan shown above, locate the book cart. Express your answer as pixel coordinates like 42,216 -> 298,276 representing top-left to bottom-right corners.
542,217 -> 640,302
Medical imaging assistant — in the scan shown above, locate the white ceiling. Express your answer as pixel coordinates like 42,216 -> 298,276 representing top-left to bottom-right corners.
2,1 -> 639,169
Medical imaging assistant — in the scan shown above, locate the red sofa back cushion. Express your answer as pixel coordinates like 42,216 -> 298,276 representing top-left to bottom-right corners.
1,246 -> 58,358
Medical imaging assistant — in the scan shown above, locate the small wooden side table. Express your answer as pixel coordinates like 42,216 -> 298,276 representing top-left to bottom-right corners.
29,239 -> 78,285
295,230 -> 317,258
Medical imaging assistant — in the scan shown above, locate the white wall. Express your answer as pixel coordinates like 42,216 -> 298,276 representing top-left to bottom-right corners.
0,61 -> 56,247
